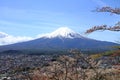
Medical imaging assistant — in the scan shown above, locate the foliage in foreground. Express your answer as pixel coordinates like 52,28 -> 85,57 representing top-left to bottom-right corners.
4,49 -> 119,80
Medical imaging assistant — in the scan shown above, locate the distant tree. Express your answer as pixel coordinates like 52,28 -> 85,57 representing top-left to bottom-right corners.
85,6 -> 120,34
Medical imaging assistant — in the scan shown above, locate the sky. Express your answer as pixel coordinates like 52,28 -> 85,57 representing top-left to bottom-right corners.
0,0 -> 120,45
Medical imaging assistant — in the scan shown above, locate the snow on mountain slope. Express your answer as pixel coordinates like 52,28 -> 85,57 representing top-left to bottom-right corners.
39,27 -> 84,39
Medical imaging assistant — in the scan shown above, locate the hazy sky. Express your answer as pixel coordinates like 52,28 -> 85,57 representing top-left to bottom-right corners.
0,0 -> 120,44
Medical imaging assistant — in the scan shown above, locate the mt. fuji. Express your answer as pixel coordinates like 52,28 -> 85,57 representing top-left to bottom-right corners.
0,27 -> 119,54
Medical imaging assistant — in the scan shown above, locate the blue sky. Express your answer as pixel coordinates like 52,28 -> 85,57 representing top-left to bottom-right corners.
0,0 -> 120,44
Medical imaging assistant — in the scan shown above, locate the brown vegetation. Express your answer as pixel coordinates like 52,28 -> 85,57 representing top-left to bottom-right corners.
22,49 -> 120,80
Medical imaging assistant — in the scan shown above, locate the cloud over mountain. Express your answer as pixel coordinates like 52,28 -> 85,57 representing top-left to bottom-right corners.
0,32 -> 33,45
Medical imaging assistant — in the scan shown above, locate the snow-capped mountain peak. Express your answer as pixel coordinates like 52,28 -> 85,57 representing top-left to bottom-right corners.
39,27 -> 84,38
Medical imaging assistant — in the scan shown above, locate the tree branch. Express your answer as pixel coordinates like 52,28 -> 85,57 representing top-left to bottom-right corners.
85,22 -> 120,34
95,6 -> 120,15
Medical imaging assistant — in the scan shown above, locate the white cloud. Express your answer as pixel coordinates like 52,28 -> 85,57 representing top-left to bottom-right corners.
0,32 -> 33,45
0,32 -> 9,38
